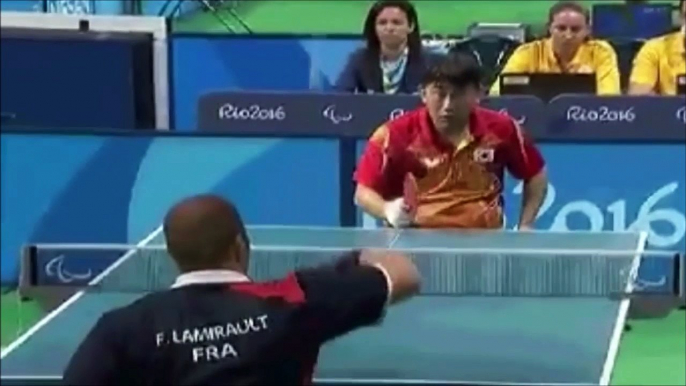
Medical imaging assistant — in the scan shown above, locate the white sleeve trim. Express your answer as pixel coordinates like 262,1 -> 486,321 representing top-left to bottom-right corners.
371,263 -> 393,307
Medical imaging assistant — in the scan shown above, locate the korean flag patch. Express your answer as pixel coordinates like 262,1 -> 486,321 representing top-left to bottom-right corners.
473,148 -> 494,163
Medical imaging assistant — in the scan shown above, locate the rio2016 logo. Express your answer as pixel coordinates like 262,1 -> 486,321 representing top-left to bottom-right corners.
509,181 -> 686,248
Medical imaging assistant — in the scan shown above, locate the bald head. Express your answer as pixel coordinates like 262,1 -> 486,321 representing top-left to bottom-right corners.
163,194 -> 249,273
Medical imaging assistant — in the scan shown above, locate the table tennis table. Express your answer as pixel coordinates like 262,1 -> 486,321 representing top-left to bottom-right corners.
0,226 -> 659,385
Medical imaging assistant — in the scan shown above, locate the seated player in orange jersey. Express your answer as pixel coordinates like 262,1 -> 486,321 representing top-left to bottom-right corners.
354,53 -> 549,230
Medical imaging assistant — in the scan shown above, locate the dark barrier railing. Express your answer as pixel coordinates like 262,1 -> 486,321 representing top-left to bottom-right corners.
197,92 -> 686,142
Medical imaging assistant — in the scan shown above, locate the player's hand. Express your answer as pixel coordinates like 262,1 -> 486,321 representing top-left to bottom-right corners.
383,198 -> 413,228
517,224 -> 534,231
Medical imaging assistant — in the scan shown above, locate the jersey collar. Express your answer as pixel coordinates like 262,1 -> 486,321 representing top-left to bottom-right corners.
172,270 -> 251,288
544,38 -> 586,72
418,106 -> 487,151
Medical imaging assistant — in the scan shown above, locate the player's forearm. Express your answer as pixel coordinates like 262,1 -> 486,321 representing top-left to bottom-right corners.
518,170 -> 548,229
354,184 -> 387,220
358,249 -> 421,305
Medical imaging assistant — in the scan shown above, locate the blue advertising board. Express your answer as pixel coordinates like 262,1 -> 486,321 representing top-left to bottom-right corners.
0,130 -> 340,284
505,145 -> 684,249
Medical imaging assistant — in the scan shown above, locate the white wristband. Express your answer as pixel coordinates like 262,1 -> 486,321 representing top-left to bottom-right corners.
372,262 -> 393,307
383,198 -> 412,228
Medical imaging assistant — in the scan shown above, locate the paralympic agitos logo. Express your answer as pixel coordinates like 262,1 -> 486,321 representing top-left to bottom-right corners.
45,255 -> 93,283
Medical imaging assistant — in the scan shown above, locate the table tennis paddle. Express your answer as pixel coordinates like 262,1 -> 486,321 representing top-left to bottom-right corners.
382,129 -> 425,221
403,172 -> 419,218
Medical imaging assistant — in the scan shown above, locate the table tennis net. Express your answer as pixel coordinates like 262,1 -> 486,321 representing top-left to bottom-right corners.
21,244 -> 679,298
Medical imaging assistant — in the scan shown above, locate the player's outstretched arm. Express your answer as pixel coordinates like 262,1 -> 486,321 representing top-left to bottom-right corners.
358,249 -> 421,305
294,249 -> 420,343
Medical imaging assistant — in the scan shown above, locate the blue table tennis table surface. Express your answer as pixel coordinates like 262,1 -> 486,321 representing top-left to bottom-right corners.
0,226 -> 646,385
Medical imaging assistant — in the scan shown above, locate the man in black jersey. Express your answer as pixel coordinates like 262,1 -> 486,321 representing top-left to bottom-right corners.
63,194 -> 421,385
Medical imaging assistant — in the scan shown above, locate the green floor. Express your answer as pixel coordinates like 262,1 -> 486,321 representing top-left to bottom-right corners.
1,288 -> 683,384
0,289 -> 42,348
172,0 -> 622,36
613,312 -> 686,385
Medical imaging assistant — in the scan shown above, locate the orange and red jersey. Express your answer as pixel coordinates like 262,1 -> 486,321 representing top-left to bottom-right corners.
354,106 -> 545,229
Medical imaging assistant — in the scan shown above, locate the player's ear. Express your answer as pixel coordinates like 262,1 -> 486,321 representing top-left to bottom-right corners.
232,234 -> 250,270
419,84 -> 429,104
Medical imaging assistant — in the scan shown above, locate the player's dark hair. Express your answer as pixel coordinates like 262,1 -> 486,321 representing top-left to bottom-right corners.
362,0 -> 422,60
163,194 -> 250,272
420,53 -> 483,90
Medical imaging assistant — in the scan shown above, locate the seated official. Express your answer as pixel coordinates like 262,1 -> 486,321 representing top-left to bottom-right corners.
354,54 -> 548,230
63,195 -> 420,385
489,1 -> 621,96
629,0 -> 685,95
335,0 -> 439,94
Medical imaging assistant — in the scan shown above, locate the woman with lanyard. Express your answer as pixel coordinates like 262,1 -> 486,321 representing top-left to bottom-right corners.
335,0 -> 440,95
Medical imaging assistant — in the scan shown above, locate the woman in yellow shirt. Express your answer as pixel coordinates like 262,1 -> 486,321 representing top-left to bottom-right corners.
629,0 -> 685,96
490,1 -> 621,96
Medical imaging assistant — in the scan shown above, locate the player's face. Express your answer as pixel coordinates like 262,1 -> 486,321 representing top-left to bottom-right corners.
375,7 -> 414,49
549,10 -> 589,55
421,82 -> 480,133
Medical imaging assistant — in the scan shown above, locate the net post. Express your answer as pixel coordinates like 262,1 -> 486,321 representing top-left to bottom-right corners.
17,244 -> 37,301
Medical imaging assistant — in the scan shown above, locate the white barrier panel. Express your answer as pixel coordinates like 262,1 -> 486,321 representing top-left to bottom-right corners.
0,11 -> 170,130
